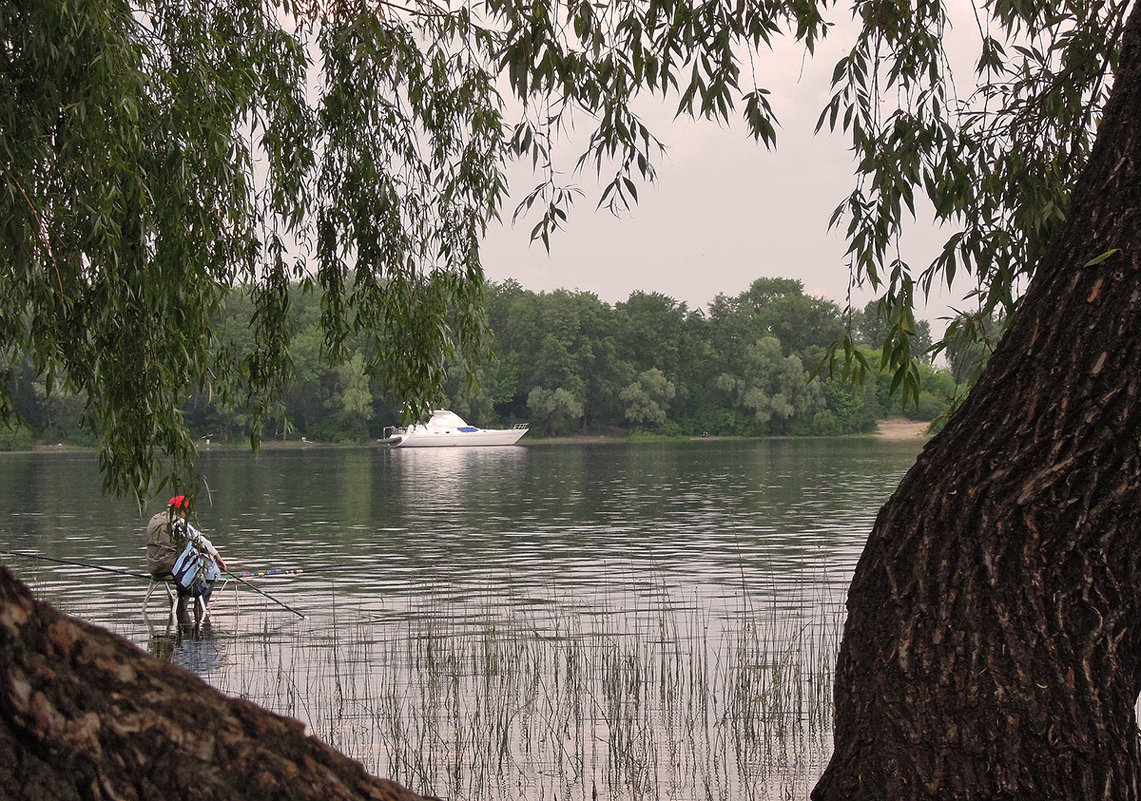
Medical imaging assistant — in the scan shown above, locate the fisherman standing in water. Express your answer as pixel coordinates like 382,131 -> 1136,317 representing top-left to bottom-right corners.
145,495 -> 228,625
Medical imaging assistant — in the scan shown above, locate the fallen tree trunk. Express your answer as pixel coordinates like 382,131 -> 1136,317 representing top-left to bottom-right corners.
0,565 -> 438,801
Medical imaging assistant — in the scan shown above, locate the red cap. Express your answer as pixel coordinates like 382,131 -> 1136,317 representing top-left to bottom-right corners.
168,495 -> 188,510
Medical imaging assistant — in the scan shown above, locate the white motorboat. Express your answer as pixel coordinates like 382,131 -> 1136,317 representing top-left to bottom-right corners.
382,410 -> 529,447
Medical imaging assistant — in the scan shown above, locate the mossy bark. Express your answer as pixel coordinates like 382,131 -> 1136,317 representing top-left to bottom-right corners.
0,565 -> 438,801
815,4 -> 1141,798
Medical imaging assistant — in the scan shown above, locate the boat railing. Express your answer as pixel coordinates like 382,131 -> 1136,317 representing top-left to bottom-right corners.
513,423 -> 530,430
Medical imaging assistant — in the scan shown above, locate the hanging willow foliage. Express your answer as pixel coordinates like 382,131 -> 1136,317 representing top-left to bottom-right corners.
1,0 -> 1128,496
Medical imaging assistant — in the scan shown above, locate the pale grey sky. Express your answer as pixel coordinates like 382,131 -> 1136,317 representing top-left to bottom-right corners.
480,12 -> 973,334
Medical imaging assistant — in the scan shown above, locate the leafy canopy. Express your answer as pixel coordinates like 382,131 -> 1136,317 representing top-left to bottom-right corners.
820,0 -> 1124,398
1,0 -> 1126,497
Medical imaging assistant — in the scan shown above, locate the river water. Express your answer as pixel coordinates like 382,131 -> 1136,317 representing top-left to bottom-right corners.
1,437 -> 923,800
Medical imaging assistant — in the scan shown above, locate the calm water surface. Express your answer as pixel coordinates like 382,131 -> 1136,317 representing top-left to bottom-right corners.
1,438 -> 924,800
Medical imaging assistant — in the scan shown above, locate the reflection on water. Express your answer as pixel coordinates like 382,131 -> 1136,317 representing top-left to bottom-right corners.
147,618 -> 228,675
1,438 -> 924,800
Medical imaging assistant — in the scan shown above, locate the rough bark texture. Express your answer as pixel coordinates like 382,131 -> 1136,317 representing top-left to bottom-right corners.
0,565 -> 439,801
814,4 -> 1141,799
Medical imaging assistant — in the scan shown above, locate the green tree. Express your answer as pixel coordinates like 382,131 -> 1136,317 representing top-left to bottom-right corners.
619,367 -> 676,429
527,386 -> 584,436
511,289 -> 624,429
482,280 -> 541,418
282,325 -> 326,437
709,278 -> 844,362
713,335 -> 823,435
809,376 -> 878,435
614,292 -> 691,377
320,352 -> 373,441
614,291 -> 706,426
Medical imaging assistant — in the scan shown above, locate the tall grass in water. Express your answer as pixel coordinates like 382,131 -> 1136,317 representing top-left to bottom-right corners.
213,585 -> 840,801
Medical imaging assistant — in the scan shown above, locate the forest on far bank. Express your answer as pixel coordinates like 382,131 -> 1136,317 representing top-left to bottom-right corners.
2,276 -> 984,448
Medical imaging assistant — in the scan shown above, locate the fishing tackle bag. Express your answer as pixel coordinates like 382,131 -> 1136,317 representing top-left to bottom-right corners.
171,541 -> 221,598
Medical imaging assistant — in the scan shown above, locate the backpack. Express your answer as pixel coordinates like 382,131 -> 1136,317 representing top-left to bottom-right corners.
170,540 -> 222,598
145,510 -> 179,577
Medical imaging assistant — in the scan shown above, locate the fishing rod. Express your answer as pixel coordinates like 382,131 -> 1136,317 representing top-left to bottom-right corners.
3,549 -> 368,584
233,567 -> 307,578
223,571 -> 306,619
2,549 -> 306,620
1,549 -> 152,579
237,561 -> 389,577
1,548 -> 357,582
226,563 -> 372,579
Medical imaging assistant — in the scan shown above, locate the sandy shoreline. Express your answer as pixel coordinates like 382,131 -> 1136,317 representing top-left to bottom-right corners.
875,419 -> 931,440
537,420 -> 933,444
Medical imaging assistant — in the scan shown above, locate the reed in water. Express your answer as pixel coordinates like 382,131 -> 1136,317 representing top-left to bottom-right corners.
208,582 -> 840,801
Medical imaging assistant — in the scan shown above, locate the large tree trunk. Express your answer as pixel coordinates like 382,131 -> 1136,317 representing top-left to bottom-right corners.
814,4 -> 1141,799
0,565 -> 438,801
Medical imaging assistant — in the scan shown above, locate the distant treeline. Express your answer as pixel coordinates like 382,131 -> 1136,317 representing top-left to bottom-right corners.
2,276 -> 975,448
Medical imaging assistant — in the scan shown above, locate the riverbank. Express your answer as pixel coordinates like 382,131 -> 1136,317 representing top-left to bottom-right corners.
874,419 -> 932,440
526,419 -> 933,444
13,419 -> 933,454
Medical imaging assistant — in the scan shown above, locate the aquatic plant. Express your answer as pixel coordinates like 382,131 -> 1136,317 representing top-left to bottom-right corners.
201,582 -> 840,801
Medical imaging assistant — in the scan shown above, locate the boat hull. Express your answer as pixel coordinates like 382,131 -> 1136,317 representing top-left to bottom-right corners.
390,428 -> 528,447
384,410 -> 529,448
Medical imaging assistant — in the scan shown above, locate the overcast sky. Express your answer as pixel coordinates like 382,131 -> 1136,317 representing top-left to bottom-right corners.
480,10 -> 974,334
